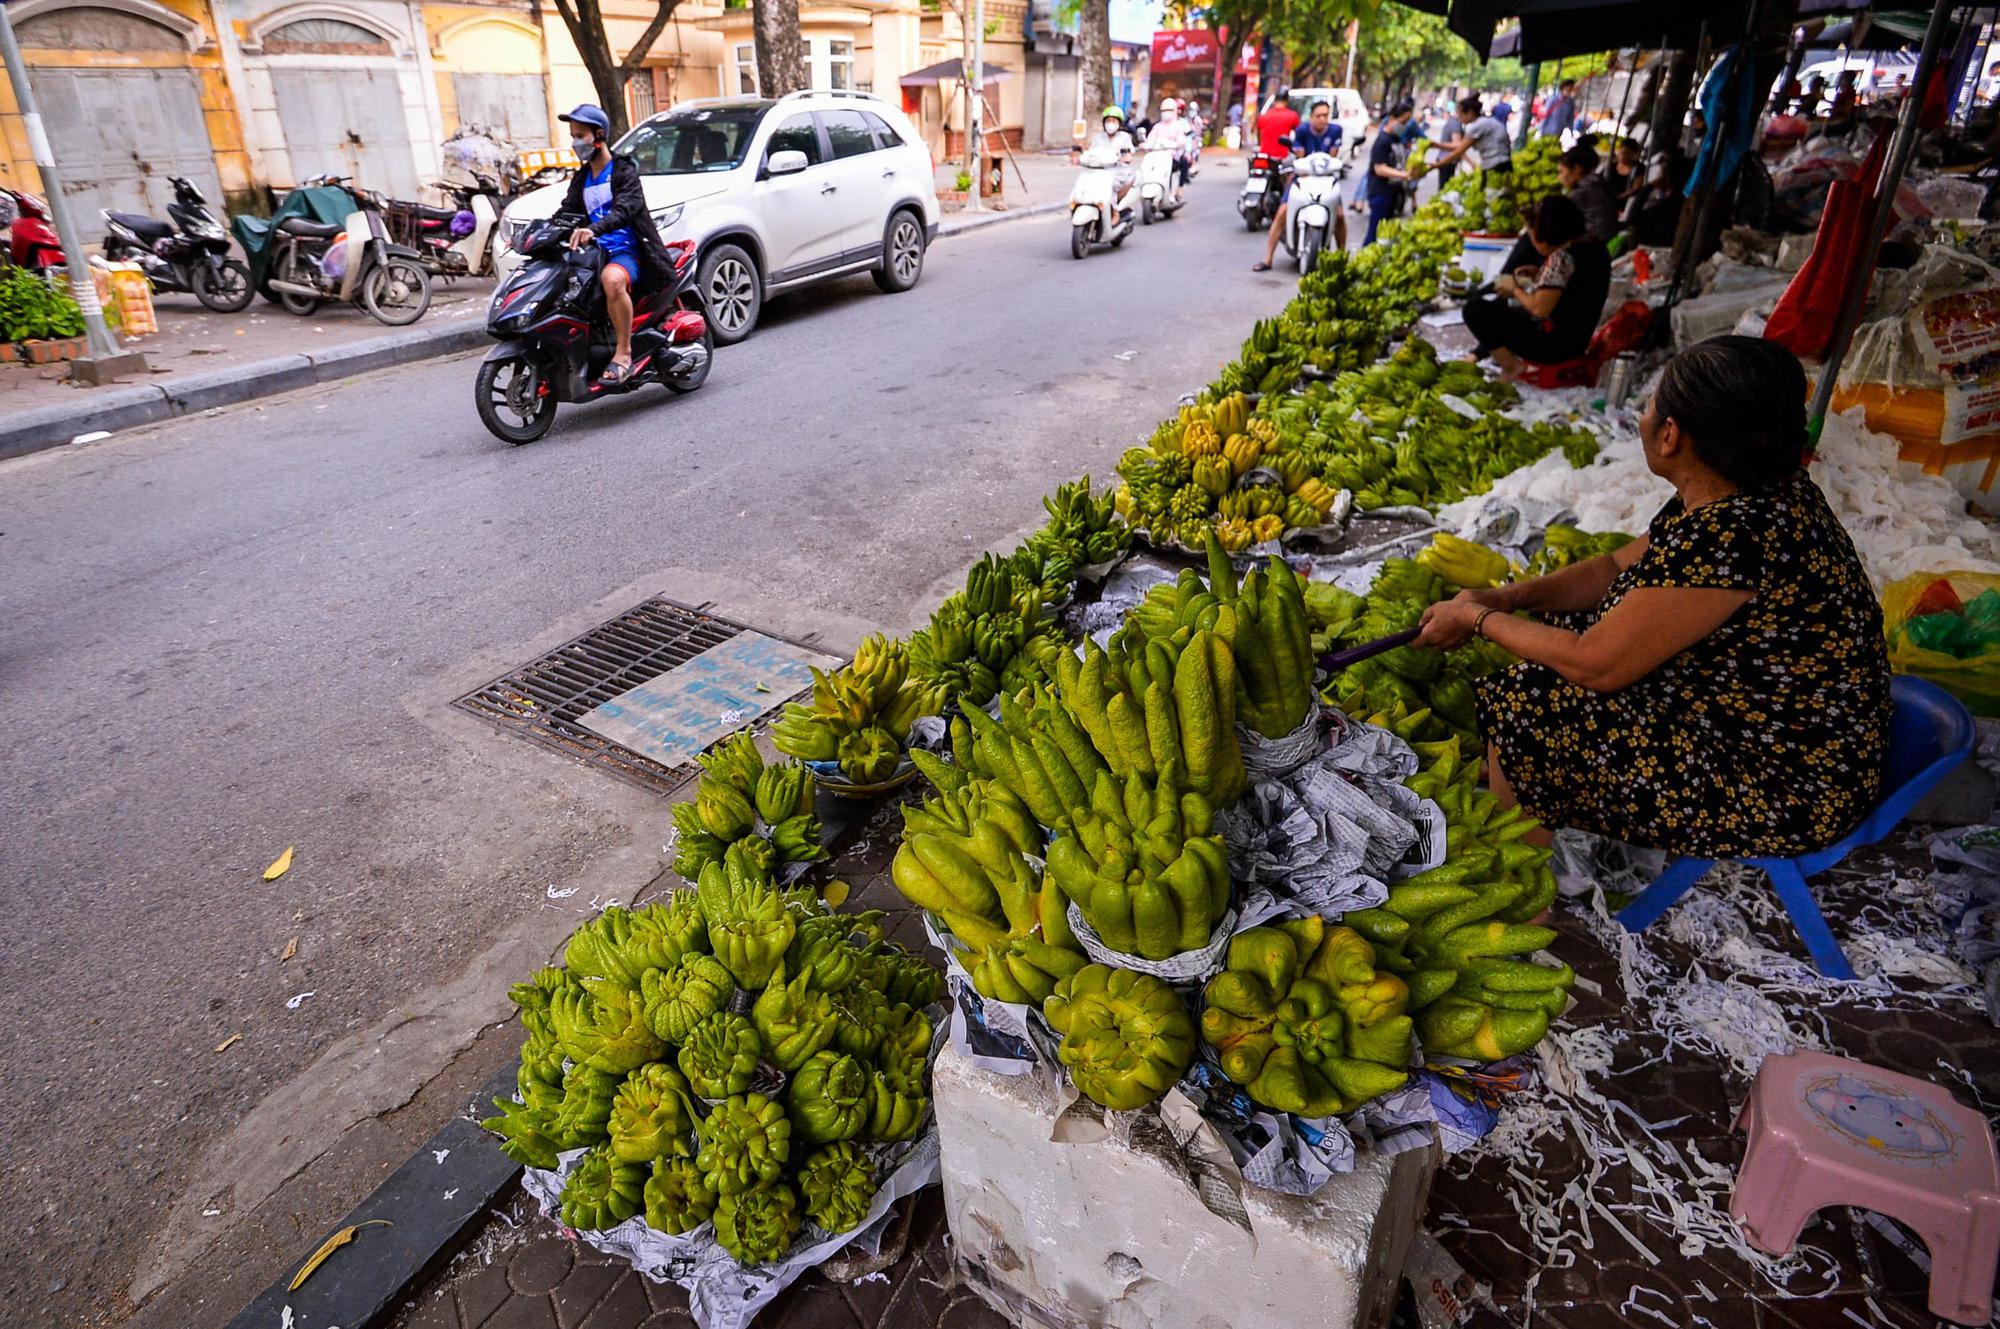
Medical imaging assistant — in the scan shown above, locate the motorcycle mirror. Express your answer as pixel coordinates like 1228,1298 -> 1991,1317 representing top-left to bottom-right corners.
766,149 -> 808,177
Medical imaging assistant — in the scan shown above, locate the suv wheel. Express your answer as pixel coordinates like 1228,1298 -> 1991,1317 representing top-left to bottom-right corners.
698,243 -> 761,344
871,209 -> 926,293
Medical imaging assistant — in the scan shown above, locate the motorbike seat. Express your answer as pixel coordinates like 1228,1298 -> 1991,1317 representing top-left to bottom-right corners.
109,211 -> 174,241
278,216 -> 343,239
412,203 -> 458,223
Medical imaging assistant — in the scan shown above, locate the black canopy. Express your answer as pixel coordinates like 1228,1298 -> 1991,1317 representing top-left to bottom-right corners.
1447,0 -> 1744,62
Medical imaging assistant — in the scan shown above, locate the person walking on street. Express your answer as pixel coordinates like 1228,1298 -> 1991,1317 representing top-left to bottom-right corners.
1363,99 -> 1423,246
559,103 -> 671,385
1427,95 -> 1513,177
1433,108 -> 1466,186
1253,98 -> 1346,270
1539,79 -> 1577,139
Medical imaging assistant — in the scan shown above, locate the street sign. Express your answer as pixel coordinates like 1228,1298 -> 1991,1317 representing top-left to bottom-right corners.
579,629 -> 840,767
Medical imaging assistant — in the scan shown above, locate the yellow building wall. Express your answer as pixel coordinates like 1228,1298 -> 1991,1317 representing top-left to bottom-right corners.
0,0 -> 253,200
540,0 -> 729,126
425,4 -> 550,138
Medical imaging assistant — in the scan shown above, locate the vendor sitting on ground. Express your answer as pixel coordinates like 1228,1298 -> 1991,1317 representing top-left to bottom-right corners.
1414,336 -> 1893,859
1461,194 -> 1610,377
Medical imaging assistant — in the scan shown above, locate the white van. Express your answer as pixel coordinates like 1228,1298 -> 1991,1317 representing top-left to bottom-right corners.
1287,87 -> 1369,158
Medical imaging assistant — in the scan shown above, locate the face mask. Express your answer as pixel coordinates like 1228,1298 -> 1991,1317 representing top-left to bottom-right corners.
572,137 -> 596,158
1104,122 -> 1119,136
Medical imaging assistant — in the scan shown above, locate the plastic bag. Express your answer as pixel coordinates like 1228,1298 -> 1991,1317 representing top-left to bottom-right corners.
1881,571 -> 2000,716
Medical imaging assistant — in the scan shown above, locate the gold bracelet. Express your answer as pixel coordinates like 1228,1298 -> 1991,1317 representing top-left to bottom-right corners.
1474,608 -> 1497,639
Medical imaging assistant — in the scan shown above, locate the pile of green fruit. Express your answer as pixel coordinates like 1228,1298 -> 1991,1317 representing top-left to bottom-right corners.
1007,476 -> 1130,599
1200,916 -> 1414,1117
483,841 -> 943,1266
1443,137 -> 1562,235
1116,392 -> 1338,551
1526,523 -> 1632,575
1343,737 -> 1574,1061
772,634 -> 925,785
907,553 -> 1067,715
672,732 -> 826,879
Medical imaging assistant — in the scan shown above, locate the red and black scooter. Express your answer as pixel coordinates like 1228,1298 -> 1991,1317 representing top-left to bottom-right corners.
475,212 -> 712,444
2,187 -> 63,269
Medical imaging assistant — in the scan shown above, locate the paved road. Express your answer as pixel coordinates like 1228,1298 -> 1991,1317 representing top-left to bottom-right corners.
0,164 -> 1308,1326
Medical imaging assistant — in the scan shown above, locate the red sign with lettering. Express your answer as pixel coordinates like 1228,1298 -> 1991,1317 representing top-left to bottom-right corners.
1151,29 -> 1219,72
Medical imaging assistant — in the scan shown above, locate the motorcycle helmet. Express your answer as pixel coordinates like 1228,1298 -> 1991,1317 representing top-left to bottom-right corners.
1101,105 -> 1125,123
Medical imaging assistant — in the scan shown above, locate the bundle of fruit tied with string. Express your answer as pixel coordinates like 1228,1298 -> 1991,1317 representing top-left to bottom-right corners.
773,633 -> 926,786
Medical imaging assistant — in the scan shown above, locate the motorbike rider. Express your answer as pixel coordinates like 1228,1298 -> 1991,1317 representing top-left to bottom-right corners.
558,103 -> 672,385
1144,98 -> 1194,204
1073,104 -> 1138,218
1252,97 -> 1346,272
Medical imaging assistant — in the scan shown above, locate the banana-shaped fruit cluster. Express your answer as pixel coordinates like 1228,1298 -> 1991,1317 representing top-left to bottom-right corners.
1414,531 -> 1511,590
772,634 -> 924,784
1046,766 -> 1230,960
888,781 -> 1044,950
1051,631 -> 1247,809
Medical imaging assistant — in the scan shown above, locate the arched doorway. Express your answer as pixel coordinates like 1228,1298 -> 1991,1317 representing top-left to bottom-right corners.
12,0 -> 224,220
436,15 -> 551,148
253,5 -> 423,197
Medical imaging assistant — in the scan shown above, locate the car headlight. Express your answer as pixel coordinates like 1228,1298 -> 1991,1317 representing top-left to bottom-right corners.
650,204 -> 684,233
506,218 -> 531,252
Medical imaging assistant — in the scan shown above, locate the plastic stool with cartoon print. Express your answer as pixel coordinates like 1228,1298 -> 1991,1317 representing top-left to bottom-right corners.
1730,1049 -> 2000,1324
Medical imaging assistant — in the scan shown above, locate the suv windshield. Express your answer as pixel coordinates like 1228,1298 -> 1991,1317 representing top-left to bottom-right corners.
616,105 -> 769,175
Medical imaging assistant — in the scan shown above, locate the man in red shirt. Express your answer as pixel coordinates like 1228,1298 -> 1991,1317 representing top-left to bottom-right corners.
1256,89 -> 1299,155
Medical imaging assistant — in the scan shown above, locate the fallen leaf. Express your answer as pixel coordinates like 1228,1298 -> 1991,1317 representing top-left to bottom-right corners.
822,879 -> 851,908
280,936 -> 298,962
263,846 -> 295,881
213,1033 -> 243,1054
289,1219 -> 391,1291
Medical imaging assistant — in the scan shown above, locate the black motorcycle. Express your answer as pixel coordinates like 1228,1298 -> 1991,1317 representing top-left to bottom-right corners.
101,176 -> 253,311
1238,152 -> 1285,233
475,212 -> 712,445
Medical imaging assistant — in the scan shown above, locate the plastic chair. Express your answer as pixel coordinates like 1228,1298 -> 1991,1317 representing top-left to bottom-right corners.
1516,356 -> 1595,389
1615,676 -> 1976,979
1731,1050 -> 2000,1325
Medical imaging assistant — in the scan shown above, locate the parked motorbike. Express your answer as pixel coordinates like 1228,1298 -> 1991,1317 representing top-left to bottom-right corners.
1068,143 -> 1137,260
475,212 -> 712,445
1282,152 -> 1346,274
100,176 -> 252,312
1135,146 -> 1183,225
437,174 -> 506,276
262,184 -> 433,326
1,187 -> 63,269
1238,152 -> 1283,233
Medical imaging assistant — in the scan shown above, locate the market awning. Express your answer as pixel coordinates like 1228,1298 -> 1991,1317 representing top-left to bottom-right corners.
1448,0 -> 1744,63
898,59 -> 1010,88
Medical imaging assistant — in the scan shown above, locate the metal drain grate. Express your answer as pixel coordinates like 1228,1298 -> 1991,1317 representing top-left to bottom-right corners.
453,597 -> 827,796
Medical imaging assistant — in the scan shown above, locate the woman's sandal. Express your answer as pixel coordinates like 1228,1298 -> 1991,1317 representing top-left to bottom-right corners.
601,360 -> 631,385
1251,261 -> 1272,272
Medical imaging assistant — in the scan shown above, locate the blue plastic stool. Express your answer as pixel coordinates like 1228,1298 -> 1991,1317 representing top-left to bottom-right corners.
1615,676 -> 1977,979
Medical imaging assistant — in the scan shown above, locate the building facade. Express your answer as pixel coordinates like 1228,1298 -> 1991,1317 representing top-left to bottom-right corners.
0,0 -> 1031,220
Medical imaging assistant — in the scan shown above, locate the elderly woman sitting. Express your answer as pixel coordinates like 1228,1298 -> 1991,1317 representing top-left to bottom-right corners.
1462,194 -> 1611,378
1415,337 -> 1892,859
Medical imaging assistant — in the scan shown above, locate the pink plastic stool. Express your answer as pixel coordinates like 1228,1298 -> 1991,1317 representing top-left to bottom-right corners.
1730,1050 -> 2000,1325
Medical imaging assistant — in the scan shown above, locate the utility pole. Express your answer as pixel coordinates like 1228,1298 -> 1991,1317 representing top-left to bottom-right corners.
1515,61 -> 1538,147
0,2 -> 146,385
1344,19 -> 1358,89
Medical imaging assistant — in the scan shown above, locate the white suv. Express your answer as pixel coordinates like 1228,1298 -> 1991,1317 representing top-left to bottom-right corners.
497,90 -> 939,343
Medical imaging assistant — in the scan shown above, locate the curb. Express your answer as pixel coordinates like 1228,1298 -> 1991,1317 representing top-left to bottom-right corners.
225,1064 -> 523,1329
0,319 -> 488,464
936,199 -> 1069,237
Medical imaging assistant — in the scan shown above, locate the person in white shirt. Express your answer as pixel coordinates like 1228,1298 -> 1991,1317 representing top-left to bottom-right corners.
1073,104 -> 1138,213
1145,98 -> 1194,203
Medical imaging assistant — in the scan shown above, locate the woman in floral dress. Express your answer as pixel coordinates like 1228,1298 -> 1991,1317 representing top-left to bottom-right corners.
1416,336 -> 1892,857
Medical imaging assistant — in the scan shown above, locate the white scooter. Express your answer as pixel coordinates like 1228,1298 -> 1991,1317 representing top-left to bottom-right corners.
1284,151 -> 1347,274
1068,143 -> 1137,259
1135,145 -> 1183,224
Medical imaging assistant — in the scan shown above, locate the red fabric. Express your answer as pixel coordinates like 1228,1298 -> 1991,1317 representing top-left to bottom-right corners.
1920,62 -> 1950,131
1764,134 -> 1888,360
1258,105 -> 1300,155
1520,301 -> 1655,383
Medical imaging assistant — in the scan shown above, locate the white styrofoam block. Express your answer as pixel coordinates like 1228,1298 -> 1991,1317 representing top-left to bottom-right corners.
936,1045 -> 1434,1329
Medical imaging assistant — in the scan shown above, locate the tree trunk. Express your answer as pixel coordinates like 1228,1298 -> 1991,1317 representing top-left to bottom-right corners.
550,0 -> 681,140
1077,0 -> 1112,121
1649,47 -> 1695,157
753,0 -> 807,97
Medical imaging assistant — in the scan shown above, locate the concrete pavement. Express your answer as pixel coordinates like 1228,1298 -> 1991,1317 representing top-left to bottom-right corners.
0,163 -> 1309,1329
